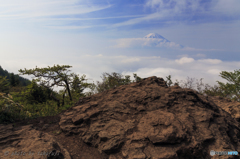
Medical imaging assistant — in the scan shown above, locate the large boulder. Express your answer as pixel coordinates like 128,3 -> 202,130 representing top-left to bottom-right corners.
59,76 -> 240,159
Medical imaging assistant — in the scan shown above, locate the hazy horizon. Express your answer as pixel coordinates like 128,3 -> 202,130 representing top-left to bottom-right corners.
1,0 -> 239,92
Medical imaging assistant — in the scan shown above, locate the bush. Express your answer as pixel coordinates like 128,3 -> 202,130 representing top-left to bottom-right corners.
0,92 -> 24,123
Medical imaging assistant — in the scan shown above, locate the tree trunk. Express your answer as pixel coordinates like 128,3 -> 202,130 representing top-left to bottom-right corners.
62,89 -> 67,106
64,80 -> 72,101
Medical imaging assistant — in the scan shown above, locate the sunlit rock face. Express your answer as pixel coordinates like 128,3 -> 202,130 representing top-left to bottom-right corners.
59,76 -> 240,159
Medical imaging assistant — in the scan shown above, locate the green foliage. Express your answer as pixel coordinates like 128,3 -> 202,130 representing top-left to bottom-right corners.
24,80 -> 53,104
215,69 -> 240,101
19,64 -> 97,108
10,73 -> 16,86
0,90 -> 69,124
133,73 -> 142,82
201,84 -> 226,97
71,74 -> 85,94
0,92 -> 24,123
167,71 -> 240,102
0,66 -> 9,79
9,73 -> 20,86
19,64 -> 75,102
0,65 -> 109,124
3,64 -> 240,125
165,75 -> 181,87
70,74 -> 94,96
0,76 -> 10,94
166,75 -> 173,87
87,72 -> 142,94
0,65 -> 31,87
18,64 -> 90,102
9,80 -> 51,105
95,72 -> 127,93
15,76 -> 20,86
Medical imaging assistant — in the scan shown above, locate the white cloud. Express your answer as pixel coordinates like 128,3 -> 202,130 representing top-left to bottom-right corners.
45,26 -> 93,30
198,59 -> 222,64
121,57 -> 141,63
132,67 -> 181,77
112,37 -> 181,49
111,0 -> 201,27
111,33 -> 221,51
181,47 -> 224,52
175,57 -> 195,64
0,0 -> 112,19
2,49 -> 239,93
111,0 -> 240,28
97,54 -> 103,57
111,38 -> 142,48
145,0 -> 203,13
111,12 -> 166,28
84,54 -> 104,57
207,69 -> 222,75
38,14 -> 148,21
143,38 -> 181,48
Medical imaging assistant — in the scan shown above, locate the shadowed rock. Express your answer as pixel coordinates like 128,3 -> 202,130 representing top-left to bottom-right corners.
209,96 -> 240,122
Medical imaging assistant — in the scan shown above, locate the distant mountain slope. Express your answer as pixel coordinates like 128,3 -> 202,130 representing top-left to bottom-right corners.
0,65 -> 31,86
144,33 -> 184,48
144,33 -> 170,42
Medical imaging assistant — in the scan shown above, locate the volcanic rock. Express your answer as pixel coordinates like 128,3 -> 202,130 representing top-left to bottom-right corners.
59,76 -> 240,159
209,96 -> 240,122
0,124 -> 71,159
1,76 -> 240,159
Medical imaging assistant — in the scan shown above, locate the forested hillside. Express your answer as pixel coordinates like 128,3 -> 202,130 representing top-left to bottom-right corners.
0,65 -> 31,87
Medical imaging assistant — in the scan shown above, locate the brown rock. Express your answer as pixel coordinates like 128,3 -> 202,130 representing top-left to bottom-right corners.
1,76 -> 240,159
0,124 -> 71,159
209,96 -> 240,122
58,76 -> 240,158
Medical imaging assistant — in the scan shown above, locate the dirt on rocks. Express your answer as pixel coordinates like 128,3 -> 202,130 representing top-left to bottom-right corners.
1,76 -> 240,159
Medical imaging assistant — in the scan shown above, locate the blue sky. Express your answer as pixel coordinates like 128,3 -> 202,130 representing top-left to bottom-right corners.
1,0 -> 240,92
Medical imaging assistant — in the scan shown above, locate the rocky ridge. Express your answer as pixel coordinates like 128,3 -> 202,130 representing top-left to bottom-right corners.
1,76 -> 240,159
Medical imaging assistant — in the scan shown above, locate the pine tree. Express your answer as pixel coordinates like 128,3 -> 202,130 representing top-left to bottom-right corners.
0,76 -> 10,94
10,73 -> 16,87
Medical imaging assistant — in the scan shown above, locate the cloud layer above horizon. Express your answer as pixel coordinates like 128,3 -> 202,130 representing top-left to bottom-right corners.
0,0 -> 240,92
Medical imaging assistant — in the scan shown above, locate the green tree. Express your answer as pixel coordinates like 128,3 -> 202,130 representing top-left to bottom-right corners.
62,74 -> 95,105
165,75 -> 173,87
0,76 -> 10,94
0,66 -> 31,87
10,73 -> 16,87
15,75 -> 20,86
19,65 -> 95,106
71,74 -> 92,95
133,73 -> 142,82
202,84 -> 227,97
25,80 -> 53,104
215,69 -> 240,101
165,75 -> 181,87
89,72 -> 142,94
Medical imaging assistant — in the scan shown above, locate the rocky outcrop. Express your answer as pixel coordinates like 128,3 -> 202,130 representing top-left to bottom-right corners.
0,124 -> 71,159
59,76 -> 240,159
1,76 -> 240,159
209,96 -> 240,122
